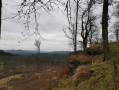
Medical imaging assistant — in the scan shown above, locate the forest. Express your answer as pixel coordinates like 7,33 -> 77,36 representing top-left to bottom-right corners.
0,0 -> 119,90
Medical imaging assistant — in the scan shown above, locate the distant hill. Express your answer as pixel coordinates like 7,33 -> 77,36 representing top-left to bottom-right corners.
4,50 -> 37,55
4,50 -> 71,55
47,51 -> 71,54
0,50 -> 13,56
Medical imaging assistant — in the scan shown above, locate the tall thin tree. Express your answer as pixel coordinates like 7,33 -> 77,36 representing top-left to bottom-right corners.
0,0 -> 2,37
102,0 -> 109,61
74,0 -> 79,54
34,39 -> 41,79
64,0 -> 80,54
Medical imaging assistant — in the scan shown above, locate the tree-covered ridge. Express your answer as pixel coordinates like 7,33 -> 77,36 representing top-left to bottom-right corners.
0,50 -> 13,56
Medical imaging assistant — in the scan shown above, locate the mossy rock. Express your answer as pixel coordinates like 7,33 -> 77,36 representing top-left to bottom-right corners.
67,59 -> 91,73
86,42 -> 119,55
67,60 -> 80,73
85,48 -> 103,55
85,43 -> 103,55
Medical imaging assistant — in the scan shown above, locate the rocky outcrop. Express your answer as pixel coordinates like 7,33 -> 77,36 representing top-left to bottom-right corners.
67,44 -> 104,73
67,52 -> 92,73
85,43 -> 103,55
67,59 -> 91,73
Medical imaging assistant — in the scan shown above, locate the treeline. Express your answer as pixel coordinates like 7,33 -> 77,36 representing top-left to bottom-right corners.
0,50 -> 13,56
0,53 -> 69,78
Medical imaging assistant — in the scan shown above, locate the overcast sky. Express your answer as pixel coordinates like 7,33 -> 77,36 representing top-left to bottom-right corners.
1,0 -> 118,51
0,0 -> 72,51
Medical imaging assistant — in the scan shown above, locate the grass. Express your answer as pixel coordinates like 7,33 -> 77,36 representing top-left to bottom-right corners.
53,42 -> 119,90
0,66 -> 69,90
0,74 -> 22,90
76,61 -> 116,90
0,42 -> 119,90
0,74 -> 22,85
54,60 -> 119,90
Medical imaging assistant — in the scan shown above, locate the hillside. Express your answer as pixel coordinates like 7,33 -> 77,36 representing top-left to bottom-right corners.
4,50 -> 70,55
4,50 -> 37,55
0,50 -> 13,56
53,42 -> 119,90
0,42 -> 119,90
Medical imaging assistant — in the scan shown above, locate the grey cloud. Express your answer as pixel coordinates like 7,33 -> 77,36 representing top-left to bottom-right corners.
1,0 -> 72,51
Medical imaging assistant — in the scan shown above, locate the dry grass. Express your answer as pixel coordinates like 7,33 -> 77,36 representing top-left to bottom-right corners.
68,53 -> 91,62
53,42 -> 119,90
53,60 -> 119,90
72,65 -> 91,84
0,65 -> 69,90
68,42 -> 119,64
68,52 -> 103,64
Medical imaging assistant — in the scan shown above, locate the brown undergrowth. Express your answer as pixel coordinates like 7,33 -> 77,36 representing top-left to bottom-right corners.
0,65 -> 69,90
53,42 -> 119,90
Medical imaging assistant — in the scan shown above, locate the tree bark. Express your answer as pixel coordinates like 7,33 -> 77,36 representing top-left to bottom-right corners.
74,0 -> 79,55
113,60 -> 118,90
0,0 -> 2,37
116,29 -> 119,42
102,0 -> 109,61
83,38 -> 87,51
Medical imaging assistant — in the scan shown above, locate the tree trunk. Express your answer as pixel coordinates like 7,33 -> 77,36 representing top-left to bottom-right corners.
0,0 -> 2,37
74,0 -> 79,55
116,29 -> 119,42
102,0 -> 109,61
113,60 -> 118,90
83,38 -> 87,51
89,22 -> 93,46
113,60 -> 118,76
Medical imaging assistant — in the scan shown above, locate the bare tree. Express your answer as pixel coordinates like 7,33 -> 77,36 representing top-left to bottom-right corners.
115,2 -> 119,17
64,0 -> 80,54
34,39 -> 41,54
113,3 -> 119,42
113,21 -> 119,42
64,0 -> 97,51
81,0 -> 95,50
88,15 -> 99,46
63,24 -> 76,52
34,39 -> 41,79
7,0 -> 66,36
74,0 -> 79,54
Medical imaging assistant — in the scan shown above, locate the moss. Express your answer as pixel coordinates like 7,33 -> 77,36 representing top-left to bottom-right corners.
53,42 -> 119,90
90,68 -> 95,73
85,43 -> 103,55
72,61 -> 119,90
